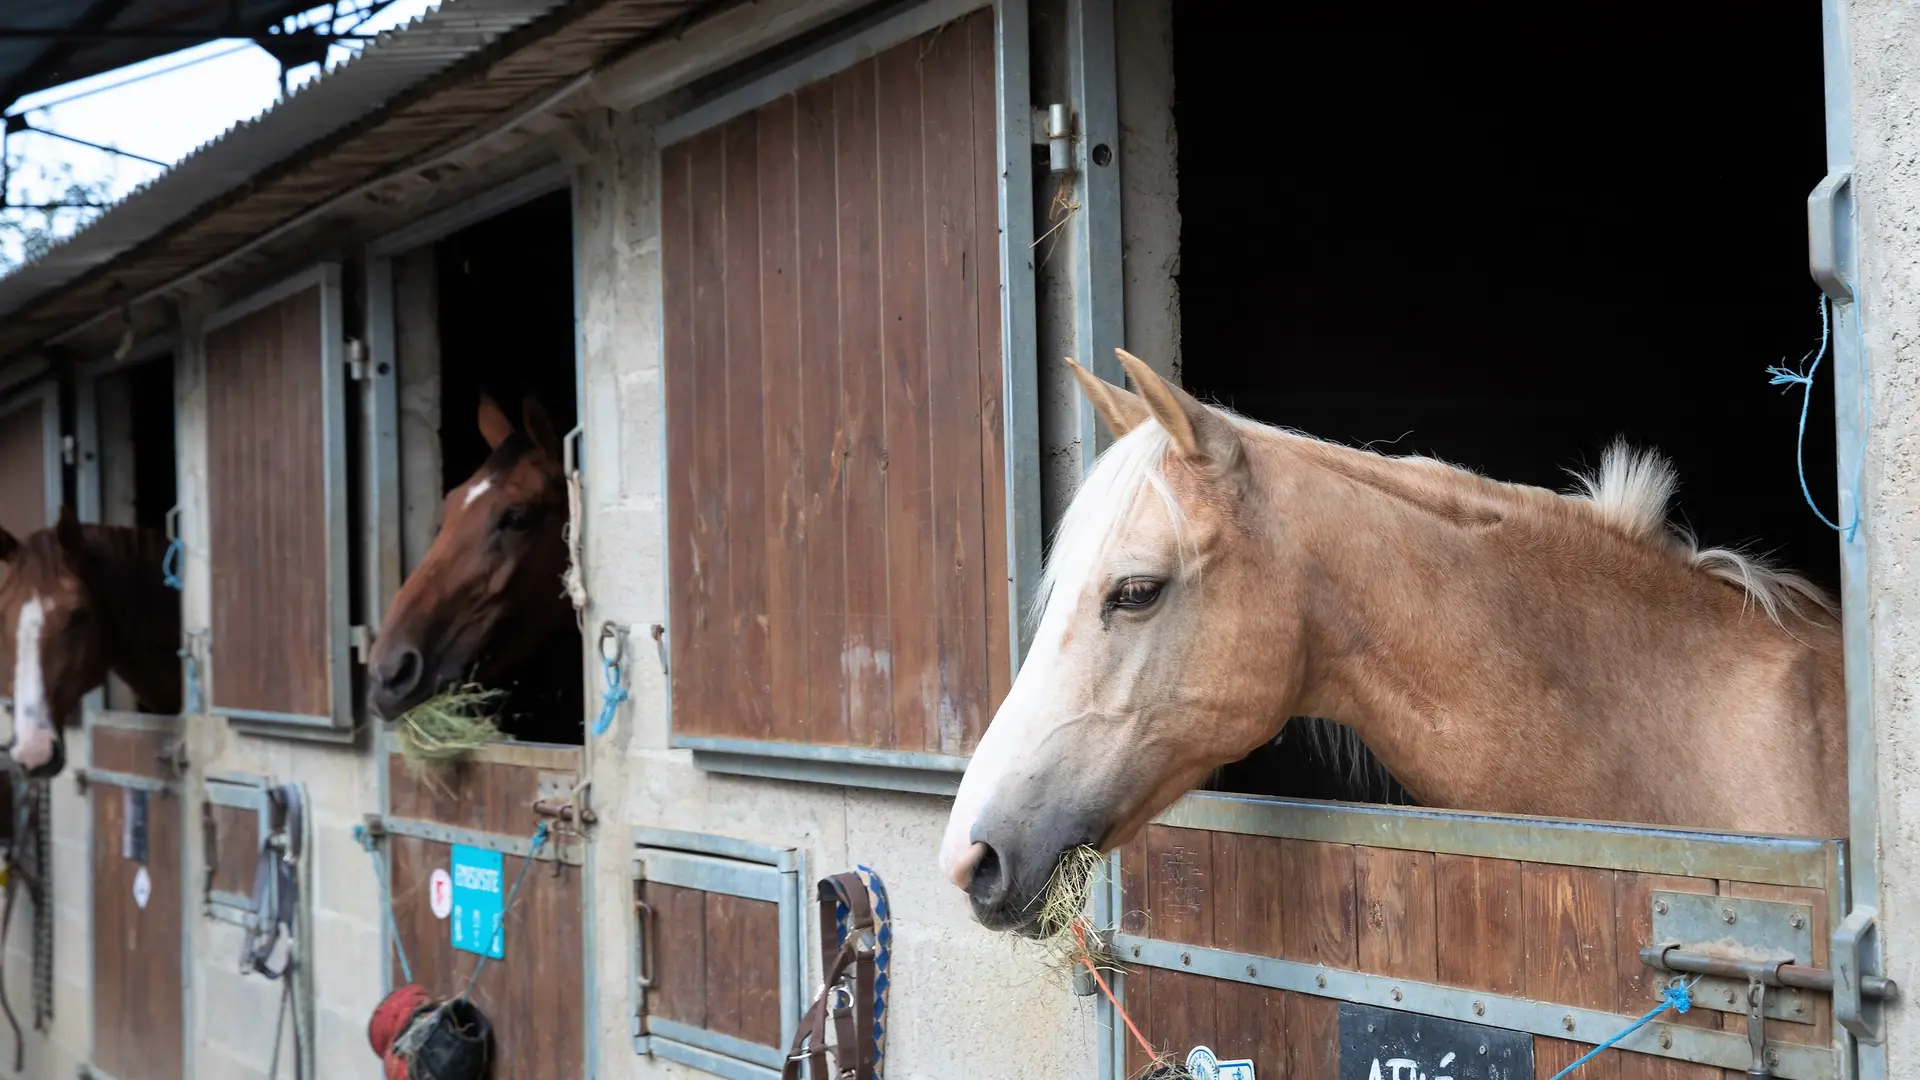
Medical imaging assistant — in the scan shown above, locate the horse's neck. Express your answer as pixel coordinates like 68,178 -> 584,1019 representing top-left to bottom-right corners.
83,526 -> 183,714
1268,443 -> 1846,836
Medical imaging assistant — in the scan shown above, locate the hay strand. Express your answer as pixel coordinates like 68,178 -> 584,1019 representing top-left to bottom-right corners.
392,684 -> 503,780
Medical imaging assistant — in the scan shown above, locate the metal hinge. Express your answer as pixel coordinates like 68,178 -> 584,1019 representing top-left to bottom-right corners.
1044,103 -> 1073,176
61,435 -> 76,466
1069,926 -> 1112,996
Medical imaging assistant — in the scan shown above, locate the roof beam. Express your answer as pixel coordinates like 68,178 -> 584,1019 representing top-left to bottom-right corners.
0,0 -> 139,114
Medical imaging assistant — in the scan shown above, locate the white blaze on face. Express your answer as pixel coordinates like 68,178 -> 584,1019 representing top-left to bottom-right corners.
939,625 -> 1067,887
462,477 -> 493,508
10,597 -> 55,770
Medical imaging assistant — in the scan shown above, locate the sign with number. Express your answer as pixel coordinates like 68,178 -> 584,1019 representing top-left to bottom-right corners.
429,867 -> 453,920
449,845 -> 505,959
1185,1046 -> 1255,1080
1338,1003 -> 1533,1080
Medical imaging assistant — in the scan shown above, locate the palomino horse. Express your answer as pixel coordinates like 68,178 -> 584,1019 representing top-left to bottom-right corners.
0,507 -> 182,777
941,350 -> 1844,931
367,395 -> 580,740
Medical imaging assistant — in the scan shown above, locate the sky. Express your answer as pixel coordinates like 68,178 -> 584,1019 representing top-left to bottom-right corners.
1,0 -> 440,265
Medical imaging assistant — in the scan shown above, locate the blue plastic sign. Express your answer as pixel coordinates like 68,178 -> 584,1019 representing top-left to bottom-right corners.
1186,1046 -> 1255,1080
449,845 -> 505,959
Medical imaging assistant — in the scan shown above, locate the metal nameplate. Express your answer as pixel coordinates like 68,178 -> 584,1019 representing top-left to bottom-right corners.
1340,1002 -> 1533,1080
1651,891 -> 1815,1024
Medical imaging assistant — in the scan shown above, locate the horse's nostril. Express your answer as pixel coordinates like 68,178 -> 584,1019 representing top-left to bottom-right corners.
381,649 -> 423,694
965,842 -> 1009,911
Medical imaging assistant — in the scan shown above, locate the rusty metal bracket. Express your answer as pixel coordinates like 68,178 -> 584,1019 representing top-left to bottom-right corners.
1747,977 -> 1776,1079
1650,892 -> 1815,1023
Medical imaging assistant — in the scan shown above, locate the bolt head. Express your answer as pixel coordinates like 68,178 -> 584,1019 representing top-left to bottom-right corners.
1473,1001 -> 1485,1016
1653,899 -> 1669,915
1131,944 -> 1141,958
1789,913 -> 1806,929
1722,907 -> 1738,924
1316,974 -> 1328,989
1766,1050 -> 1780,1067
1725,988 -> 1739,1004
1659,1031 -> 1673,1050
1391,988 -> 1403,1002
1246,964 -> 1258,978
1180,951 -> 1191,966
1478,1045 -> 1488,1056
1562,1015 -> 1576,1032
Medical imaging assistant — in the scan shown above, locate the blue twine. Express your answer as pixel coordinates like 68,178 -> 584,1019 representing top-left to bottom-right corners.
462,823 -> 549,1000
352,824 -> 413,985
591,651 -> 628,737
161,537 -> 184,591
1767,291 -> 1867,543
1546,979 -> 1695,1080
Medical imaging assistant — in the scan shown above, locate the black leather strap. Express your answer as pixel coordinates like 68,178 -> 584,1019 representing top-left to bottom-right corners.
783,873 -> 876,1080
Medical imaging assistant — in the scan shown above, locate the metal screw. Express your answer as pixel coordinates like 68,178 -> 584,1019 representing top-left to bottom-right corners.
1789,913 -> 1806,930
1562,1015 -> 1575,1032
1180,952 -> 1191,967
1766,1050 -> 1780,1068
1659,1030 -> 1673,1050
1478,1045 -> 1488,1056
1725,988 -> 1739,1004
1131,944 -> 1141,958
1391,988 -> 1403,1002
1473,1001 -> 1485,1016
1316,974 -> 1327,989
1367,1024 -> 1376,1034
1653,899 -> 1669,915
1246,965 -> 1258,978
1792,994 -> 1806,1015
1722,907 -> 1738,925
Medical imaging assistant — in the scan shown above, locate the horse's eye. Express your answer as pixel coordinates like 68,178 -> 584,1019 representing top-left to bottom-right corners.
1109,579 -> 1163,610
497,507 -> 534,532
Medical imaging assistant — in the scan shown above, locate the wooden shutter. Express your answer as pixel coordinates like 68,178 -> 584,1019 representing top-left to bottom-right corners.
202,266 -> 351,731
0,383 -> 59,541
631,829 -> 804,1072
663,7 -> 1011,759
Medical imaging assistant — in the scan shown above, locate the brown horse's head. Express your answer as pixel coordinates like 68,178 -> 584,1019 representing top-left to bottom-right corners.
0,508 -> 110,777
368,396 -> 572,720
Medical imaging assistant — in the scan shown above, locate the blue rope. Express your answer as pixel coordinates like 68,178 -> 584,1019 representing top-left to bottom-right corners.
1767,291 -> 1867,543
161,537 -> 184,591
352,824 -> 413,985
461,823 -> 549,1000
1545,979 -> 1695,1080
590,651 -> 628,737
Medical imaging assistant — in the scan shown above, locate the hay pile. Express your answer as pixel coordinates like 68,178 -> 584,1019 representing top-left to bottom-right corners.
392,684 -> 503,779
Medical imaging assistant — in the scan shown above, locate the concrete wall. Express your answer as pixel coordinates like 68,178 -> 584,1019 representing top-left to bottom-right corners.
1849,0 -> 1920,1074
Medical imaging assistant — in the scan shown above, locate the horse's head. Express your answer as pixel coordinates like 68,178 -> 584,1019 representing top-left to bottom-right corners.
0,508 -> 107,777
367,395 -> 571,720
941,352 -> 1296,932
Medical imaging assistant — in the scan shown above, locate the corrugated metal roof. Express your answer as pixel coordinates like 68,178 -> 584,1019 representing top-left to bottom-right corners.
0,0 -> 573,322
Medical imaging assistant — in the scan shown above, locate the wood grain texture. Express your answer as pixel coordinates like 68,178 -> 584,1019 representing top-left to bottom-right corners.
703,892 -> 783,1047
1357,847 -> 1437,981
1147,825 -> 1214,947
207,803 -> 259,899
389,835 -> 584,1076
1279,839 -> 1356,967
1524,864 -> 1617,1011
387,751 -> 578,834
0,395 -> 49,541
662,14 -> 1008,753
643,881 -> 707,1028
1119,837 -> 1148,937
92,725 -> 172,779
92,784 -> 184,1080
1435,854 -> 1524,996
1211,831 -> 1283,957
204,284 -> 332,718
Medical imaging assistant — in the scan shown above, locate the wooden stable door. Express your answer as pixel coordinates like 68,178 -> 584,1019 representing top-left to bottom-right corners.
1111,793 -> 1844,1080
88,725 -> 184,1080
383,745 -> 586,1076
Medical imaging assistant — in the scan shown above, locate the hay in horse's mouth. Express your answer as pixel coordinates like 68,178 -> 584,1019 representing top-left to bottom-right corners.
1034,845 -> 1114,975
393,684 -> 504,778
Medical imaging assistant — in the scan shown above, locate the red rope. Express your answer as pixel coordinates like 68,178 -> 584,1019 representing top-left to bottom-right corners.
1072,922 -> 1156,1060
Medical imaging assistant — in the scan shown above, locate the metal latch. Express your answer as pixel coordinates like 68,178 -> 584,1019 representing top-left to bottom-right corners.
1807,170 -> 1853,302
1834,906 -> 1894,1044
350,625 -> 375,665
345,337 -> 369,381
531,772 -> 595,825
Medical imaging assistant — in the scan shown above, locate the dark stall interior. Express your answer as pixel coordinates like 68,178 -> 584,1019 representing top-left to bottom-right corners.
1174,1 -> 1834,804
433,191 -> 583,743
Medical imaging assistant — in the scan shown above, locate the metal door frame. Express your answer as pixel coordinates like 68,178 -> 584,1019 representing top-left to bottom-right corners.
653,0 -> 1041,792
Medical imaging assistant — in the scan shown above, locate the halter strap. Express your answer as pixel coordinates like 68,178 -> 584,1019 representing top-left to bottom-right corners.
783,872 -> 876,1080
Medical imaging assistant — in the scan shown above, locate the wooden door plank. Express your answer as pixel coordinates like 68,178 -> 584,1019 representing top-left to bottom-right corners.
1119,838 -> 1149,936
1538,1036 -> 1618,1080
662,139 -> 705,733
688,125 -> 735,738
1215,980 -> 1287,1078
1283,991 -> 1339,1080
1523,864 -> 1617,1011
736,896 -> 784,1048
722,111 -> 773,742
702,890 -> 746,1040
1122,966 -> 1155,1078
1279,840 -> 1356,968
1150,969 -> 1218,1065
1435,854 -> 1524,996
1211,831 -> 1283,958
1146,825 -> 1214,947
754,95 -> 809,747
965,5 -> 1012,715
1356,846 -> 1437,982
643,881 -> 708,1028
832,57 -> 894,750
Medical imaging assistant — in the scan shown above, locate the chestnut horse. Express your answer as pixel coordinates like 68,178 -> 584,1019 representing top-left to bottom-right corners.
0,507 -> 182,777
367,396 -> 580,740
941,350 -> 1844,931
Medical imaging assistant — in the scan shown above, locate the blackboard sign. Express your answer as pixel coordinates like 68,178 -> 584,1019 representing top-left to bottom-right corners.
1339,1002 -> 1534,1080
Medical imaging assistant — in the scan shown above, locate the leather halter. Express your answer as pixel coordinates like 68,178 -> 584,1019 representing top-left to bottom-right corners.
783,873 -> 877,1080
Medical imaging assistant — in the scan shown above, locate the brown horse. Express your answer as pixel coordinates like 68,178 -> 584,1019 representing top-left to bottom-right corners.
941,350 -> 1844,931
0,507 -> 182,777
367,396 -> 579,739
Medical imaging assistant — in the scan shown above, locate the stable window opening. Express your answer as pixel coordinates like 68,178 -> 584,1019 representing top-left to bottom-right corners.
90,354 -> 180,714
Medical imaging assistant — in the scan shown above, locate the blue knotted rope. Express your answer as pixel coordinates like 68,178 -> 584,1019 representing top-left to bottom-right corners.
1545,978 -> 1696,1080
461,823 -> 549,1000
1767,291 -> 1868,543
833,867 -> 892,1079
352,823 -> 413,985
590,650 -> 628,737
161,536 -> 184,591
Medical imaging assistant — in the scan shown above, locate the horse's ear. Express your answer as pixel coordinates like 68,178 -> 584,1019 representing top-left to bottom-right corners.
1065,356 -> 1149,437
521,398 -> 561,460
477,394 -> 515,449
55,506 -> 84,561
0,528 -> 16,562
1112,348 -> 1245,479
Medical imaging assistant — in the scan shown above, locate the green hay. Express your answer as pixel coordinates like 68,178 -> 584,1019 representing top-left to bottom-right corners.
1034,844 -> 1114,977
392,684 -> 503,780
